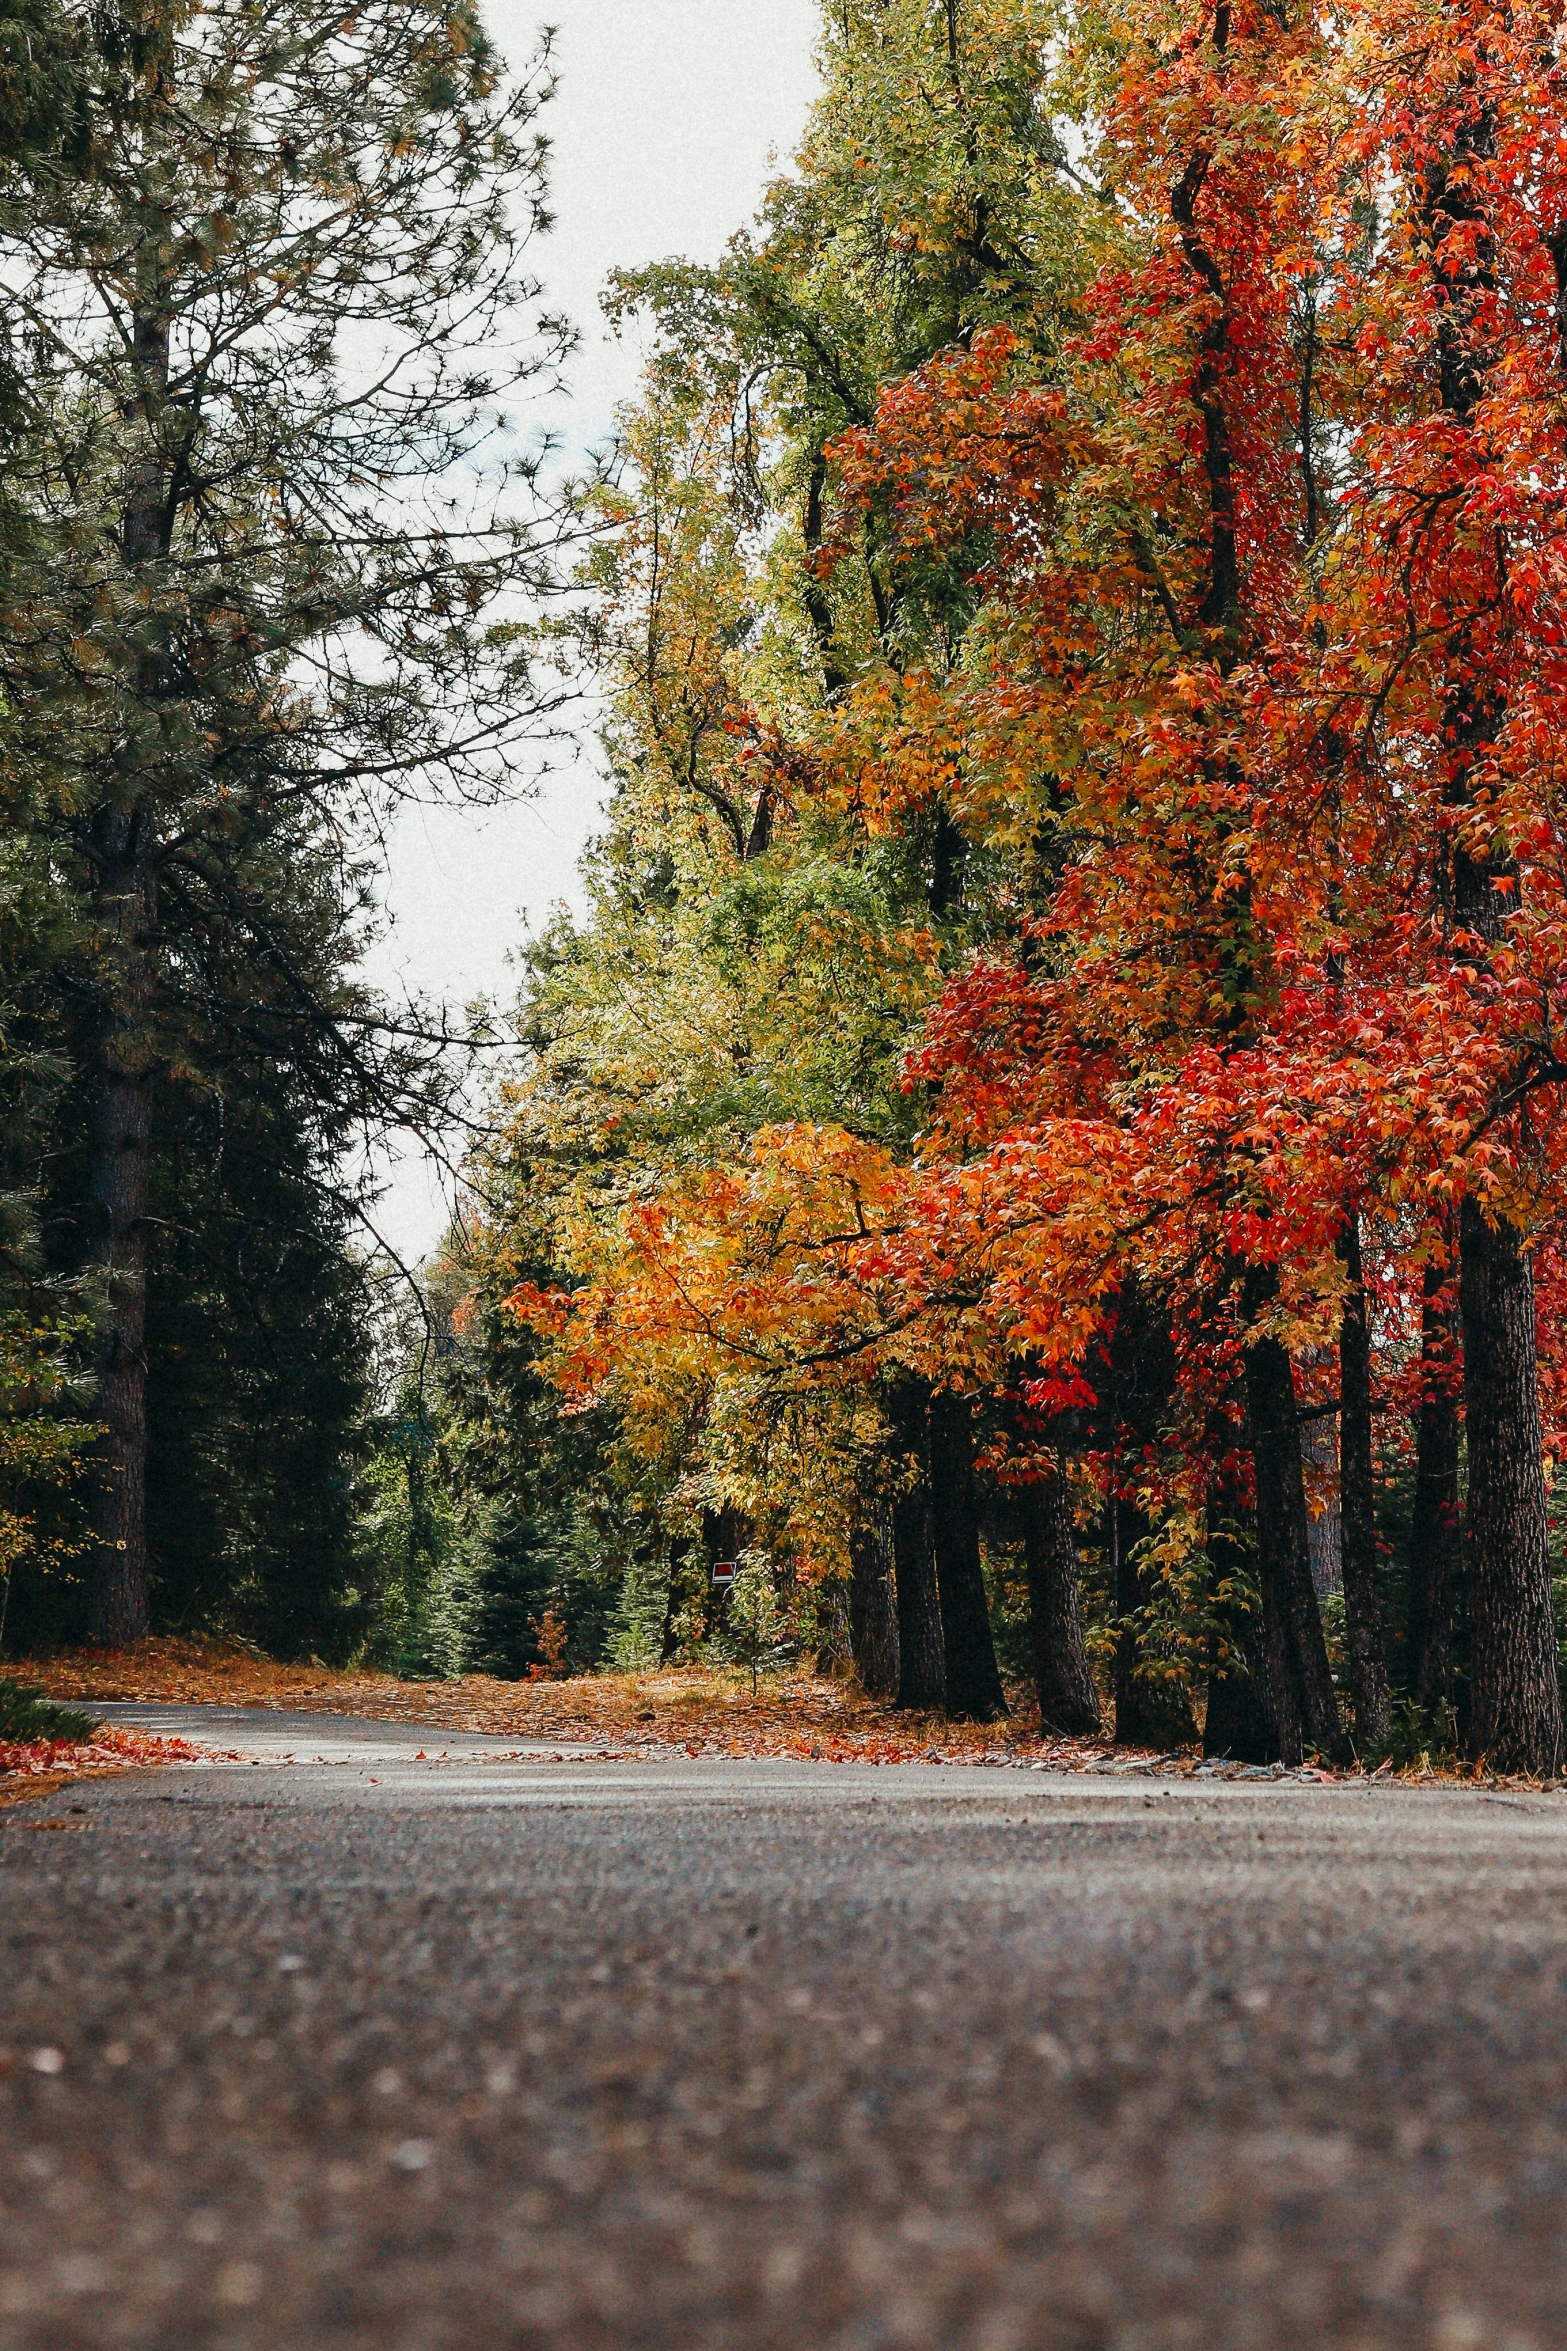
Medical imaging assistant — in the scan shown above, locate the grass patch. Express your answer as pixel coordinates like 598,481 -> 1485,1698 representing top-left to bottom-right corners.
0,1678 -> 100,1746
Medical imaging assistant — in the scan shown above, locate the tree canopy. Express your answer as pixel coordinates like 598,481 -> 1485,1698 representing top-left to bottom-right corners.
7,0 -> 1567,1778
453,0 -> 1567,1769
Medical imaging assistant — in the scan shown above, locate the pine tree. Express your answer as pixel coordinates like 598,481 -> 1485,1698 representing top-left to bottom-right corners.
0,0 -> 570,1639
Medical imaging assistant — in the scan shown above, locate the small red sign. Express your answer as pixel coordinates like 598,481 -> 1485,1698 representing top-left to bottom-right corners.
712,1560 -> 737,1588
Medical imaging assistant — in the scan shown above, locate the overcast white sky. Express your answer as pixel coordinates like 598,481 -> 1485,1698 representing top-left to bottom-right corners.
366,1 -> 821,1256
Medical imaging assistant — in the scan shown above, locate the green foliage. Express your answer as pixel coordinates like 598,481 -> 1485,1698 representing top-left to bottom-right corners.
0,1676 -> 97,1745
141,1090 -> 373,1661
980,1534 -> 1037,1687
1125,1510 -> 1255,1701
358,1423 -> 635,1685
0,1307 -> 97,1648
359,1398 -> 471,1680
713,1554 -> 794,1694
0,0 -> 571,1646
0,952 -> 98,1646
1374,1697 -> 1461,1774
2,799 -> 378,1658
605,1550 -> 670,1675
353,1237 -> 636,1683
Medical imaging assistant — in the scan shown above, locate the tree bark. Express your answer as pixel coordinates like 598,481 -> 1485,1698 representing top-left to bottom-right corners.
1441,690 -> 1560,1770
1417,70 -> 1561,1776
659,1537 -> 692,1665
848,1517 -> 900,1699
86,289 -> 171,1646
1299,1406 -> 1341,1597
1202,1470 -> 1281,1762
1020,1463 -> 1100,1735
1110,1492 -> 1140,1744
1243,1267 -> 1347,1763
1092,1281 -> 1196,1748
802,448 -> 849,700
927,1389 -> 1007,1720
1203,1613 -> 1281,1762
888,1381 -> 945,1711
85,817 -> 156,1646
929,799 -> 967,918
1459,1202 -> 1563,1776
1407,1254 -> 1461,1718
1337,1219 -> 1392,1751
1203,1609 -> 1281,1763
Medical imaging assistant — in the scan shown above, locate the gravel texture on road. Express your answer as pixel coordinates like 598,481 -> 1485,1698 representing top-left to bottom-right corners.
3,1703 -> 1566,2350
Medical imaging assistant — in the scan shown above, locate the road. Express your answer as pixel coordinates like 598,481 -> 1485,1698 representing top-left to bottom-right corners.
3,1703 -> 1567,2350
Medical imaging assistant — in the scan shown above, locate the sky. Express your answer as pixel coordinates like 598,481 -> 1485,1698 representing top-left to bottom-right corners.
365,1 -> 822,1257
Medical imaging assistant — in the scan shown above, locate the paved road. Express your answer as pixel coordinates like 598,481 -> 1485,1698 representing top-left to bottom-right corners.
3,1706 -> 1567,2351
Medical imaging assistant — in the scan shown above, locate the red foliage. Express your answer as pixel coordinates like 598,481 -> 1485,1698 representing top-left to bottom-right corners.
525,0 -> 1567,1543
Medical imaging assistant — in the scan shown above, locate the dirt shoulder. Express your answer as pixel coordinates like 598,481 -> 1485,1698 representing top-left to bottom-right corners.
16,1637 -> 1079,1765
10,1637 -> 1527,1784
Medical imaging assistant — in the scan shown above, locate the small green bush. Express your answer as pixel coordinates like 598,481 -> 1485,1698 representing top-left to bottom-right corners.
0,1679 -> 99,1745
1374,1696 -> 1460,1773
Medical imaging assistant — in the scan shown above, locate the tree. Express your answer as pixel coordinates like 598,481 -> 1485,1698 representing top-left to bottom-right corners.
1018,1463 -> 1101,1738
138,1065 -> 373,1660
1337,1219 -> 1392,1750
2,798 -> 382,1656
0,5 -> 102,1650
723,1554 -> 793,1696
0,0 -> 569,1641
459,0 -> 1094,1712
847,1489 -> 900,1700
478,0 -> 1567,1779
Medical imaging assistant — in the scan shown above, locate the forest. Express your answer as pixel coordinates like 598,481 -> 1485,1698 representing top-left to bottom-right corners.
5,0 -> 1567,1778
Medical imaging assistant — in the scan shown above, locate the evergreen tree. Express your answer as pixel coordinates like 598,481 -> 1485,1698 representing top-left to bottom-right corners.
0,0 -> 570,1641
139,1075 -> 371,1659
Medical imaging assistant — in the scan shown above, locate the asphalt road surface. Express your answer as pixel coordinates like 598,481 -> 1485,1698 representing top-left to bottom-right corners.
4,1705 -> 1567,2351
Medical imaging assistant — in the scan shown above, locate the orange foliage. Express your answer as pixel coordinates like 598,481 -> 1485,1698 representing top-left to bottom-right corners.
502,0 -> 1567,1581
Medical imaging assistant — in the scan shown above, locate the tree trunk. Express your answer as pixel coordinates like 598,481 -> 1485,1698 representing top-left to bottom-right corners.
1203,1612 -> 1281,1763
1091,1279 -> 1193,1747
929,799 -> 967,918
1020,1463 -> 1100,1735
1337,1220 -> 1391,1751
1418,80 -> 1561,1776
86,293 -> 171,1647
1243,1267 -> 1347,1763
1110,1493 -> 1139,1743
927,1389 -> 1007,1721
1459,1201 -> 1563,1776
1299,1406 -> 1341,1596
888,1381 -> 945,1711
1204,1622 -> 1281,1763
848,1517 -> 900,1699
85,819 -> 156,1646
659,1537 -> 691,1665
1444,718 -> 1556,1770
1202,1474 -> 1281,1762
1407,1254 -> 1461,1718
802,448 -> 849,700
